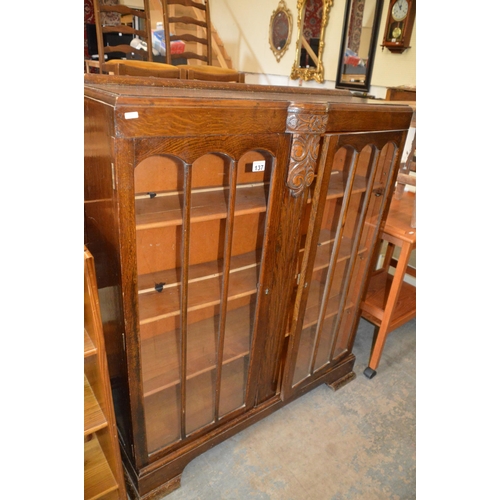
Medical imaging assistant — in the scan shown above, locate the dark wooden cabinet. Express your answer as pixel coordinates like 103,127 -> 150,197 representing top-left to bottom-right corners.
84,74 -> 412,500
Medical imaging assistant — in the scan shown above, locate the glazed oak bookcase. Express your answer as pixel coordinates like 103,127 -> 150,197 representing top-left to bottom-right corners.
84,74 -> 412,500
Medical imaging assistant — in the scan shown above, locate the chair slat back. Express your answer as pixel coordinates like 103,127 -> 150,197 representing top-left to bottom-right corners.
92,0 -> 154,71
162,0 -> 213,65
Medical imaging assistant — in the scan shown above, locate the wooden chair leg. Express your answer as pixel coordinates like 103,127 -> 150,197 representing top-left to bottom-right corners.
394,181 -> 405,200
382,242 -> 396,271
411,195 -> 416,229
370,326 -> 380,355
366,240 -> 413,375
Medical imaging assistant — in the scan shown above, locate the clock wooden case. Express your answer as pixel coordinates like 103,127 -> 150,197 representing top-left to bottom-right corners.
84,74 -> 412,500
381,0 -> 416,54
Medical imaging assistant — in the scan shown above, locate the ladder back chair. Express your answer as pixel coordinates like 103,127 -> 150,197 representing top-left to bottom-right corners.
161,0 -> 245,82
88,0 -> 180,78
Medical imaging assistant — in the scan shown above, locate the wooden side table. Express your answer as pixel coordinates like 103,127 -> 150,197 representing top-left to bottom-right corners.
359,191 -> 416,378
385,86 -> 416,101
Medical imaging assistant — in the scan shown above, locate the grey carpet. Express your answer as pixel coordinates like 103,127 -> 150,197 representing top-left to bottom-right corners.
160,317 -> 416,500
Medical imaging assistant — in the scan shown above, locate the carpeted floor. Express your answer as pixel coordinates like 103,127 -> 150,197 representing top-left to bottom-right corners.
158,317 -> 416,500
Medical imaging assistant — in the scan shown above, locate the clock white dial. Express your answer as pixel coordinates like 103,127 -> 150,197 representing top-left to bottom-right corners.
391,0 -> 409,21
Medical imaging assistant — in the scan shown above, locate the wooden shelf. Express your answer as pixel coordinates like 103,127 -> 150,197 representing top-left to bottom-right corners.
307,173 -> 369,205
293,326 -> 321,384
361,269 -> 416,332
85,328 -> 97,357
144,356 -> 247,452
185,356 -> 247,433
298,232 -> 365,277
328,172 -> 371,199
293,301 -> 355,385
84,247 -> 126,500
137,249 -> 261,294
144,385 -> 181,451
84,435 -> 119,500
314,232 -> 356,270
142,303 -> 252,396
298,231 -> 348,271
138,251 -> 260,325
84,375 -> 108,436
302,280 -> 343,330
324,171 -> 348,200
135,183 -> 268,230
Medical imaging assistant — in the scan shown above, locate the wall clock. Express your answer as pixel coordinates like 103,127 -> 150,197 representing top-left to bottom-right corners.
381,0 -> 415,54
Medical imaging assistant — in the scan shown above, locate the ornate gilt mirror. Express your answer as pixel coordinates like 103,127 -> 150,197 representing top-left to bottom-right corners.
269,0 -> 293,62
335,0 -> 383,92
291,0 -> 333,83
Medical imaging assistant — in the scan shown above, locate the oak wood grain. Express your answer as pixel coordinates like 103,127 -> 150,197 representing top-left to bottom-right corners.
84,77 -> 412,499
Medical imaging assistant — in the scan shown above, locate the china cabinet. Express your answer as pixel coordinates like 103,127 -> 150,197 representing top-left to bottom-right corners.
84,74 -> 412,499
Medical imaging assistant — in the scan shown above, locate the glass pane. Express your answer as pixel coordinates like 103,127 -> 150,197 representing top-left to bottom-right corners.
184,153 -> 230,434
135,148 -> 273,449
316,145 -> 374,368
219,151 -> 272,417
292,142 -> 385,386
220,356 -> 249,416
134,154 -> 184,453
185,370 -> 215,434
332,142 -> 397,358
143,385 -> 180,452
292,146 -> 357,386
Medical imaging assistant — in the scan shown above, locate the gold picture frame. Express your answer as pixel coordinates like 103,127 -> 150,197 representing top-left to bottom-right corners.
269,0 -> 293,62
290,0 -> 334,83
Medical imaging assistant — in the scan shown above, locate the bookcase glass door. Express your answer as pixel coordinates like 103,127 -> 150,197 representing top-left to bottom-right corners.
292,140 -> 397,388
133,150 -> 273,453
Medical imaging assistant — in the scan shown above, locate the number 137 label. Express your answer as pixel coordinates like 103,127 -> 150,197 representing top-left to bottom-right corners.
252,161 -> 266,172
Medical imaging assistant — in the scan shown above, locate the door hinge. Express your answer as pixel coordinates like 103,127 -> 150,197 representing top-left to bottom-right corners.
111,162 -> 116,190
122,333 -> 126,351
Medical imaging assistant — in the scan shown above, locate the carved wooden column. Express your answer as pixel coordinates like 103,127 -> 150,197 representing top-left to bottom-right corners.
251,103 -> 329,405
286,104 -> 329,197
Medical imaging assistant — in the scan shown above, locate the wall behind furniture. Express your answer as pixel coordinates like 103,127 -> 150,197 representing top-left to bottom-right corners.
210,0 -> 416,96
88,0 -> 415,96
